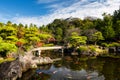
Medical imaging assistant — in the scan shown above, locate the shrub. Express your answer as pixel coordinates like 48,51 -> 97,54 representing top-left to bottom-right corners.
108,42 -> 120,47
0,42 -> 17,57
101,43 -> 109,47
77,46 -> 88,53
88,45 -> 96,52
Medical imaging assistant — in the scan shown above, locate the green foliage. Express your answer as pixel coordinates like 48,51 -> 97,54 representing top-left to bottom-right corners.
0,21 -> 54,57
88,45 -> 96,52
18,39 -> 26,44
47,19 -> 69,41
101,43 -> 109,47
83,29 -> 97,42
6,36 -> 18,43
69,32 -> 87,47
0,37 -> 3,42
71,32 -> 79,36
77,46 -> 88,53
82,19 -> 94,30
43,43 -> 54,47
108,42 -> 120,47
113,8 -> 120,24
103,26 -> 115,39
39,33 -> 52,40
102,14 -> 115,39
92,31 -> 104,45
114,20 -> 120,36
0,26 -> 16,39
0,42 -> 17,57
29,36 -> 40,42
55,27 -> 63,41
0,58 -> 15,64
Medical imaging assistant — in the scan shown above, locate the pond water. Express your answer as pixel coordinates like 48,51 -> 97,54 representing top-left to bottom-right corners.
19,57 -> 120,80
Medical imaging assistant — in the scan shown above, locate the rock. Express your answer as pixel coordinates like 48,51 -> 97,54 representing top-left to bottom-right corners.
31,63 -> 37,68
108,47 -> 116,54
0,51 -> 54,80
0,59 -> 22,80
0,57 -> 4,60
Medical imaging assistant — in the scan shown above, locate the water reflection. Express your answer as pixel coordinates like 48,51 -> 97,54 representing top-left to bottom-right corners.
20,57 -> 120,80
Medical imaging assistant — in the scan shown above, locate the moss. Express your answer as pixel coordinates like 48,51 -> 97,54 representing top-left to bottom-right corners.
0,58 -> 15,64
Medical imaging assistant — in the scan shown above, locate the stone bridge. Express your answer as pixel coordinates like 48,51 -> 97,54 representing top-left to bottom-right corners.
31,46 -> 64,56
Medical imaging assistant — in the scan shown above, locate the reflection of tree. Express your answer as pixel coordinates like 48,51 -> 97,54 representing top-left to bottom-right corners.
27,57 -> 120,80
54,58 -> 120,80
86,58 -> 104,73
101,60 -> 115,80
54,57 -> 120,80
101,59 -> 120,80
114,59 -> 120,79
68,62 -> 83,70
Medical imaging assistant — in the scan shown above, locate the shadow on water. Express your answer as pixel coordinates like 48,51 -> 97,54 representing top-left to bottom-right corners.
19,56 -> 120,80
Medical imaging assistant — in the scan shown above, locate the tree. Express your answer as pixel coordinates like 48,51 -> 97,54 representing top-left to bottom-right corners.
92,31 -> 104,45
83,29 -> 98,43
47,19 -> 69,42
68,32 -> 87,47
6,36 -> 18,43
102,14 -> 115,39
55,27 -> 63,41
0,37 -> 3,42
0,26 -> 17,40
113,8 -> 120,25
112,8 -> 120,39
82,19 -> 94,30
114,20 -> 120,37
17,23 -> 25,39
6,21 -> 12,26
0,22 -> 4,27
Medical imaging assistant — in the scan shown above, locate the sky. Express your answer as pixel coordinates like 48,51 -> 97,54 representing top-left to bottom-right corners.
0,0 -> 120,26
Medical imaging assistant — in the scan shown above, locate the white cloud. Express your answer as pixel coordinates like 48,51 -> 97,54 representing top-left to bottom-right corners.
12,0 -> 120,26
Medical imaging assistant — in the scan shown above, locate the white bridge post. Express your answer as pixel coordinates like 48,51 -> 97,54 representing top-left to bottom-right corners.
38,50 -> 41,56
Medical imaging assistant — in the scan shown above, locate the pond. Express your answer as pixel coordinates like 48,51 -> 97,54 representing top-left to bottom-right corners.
19,57 -> 120,80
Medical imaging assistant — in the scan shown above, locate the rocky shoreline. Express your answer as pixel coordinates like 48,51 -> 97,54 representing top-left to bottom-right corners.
0,51 -> 53,80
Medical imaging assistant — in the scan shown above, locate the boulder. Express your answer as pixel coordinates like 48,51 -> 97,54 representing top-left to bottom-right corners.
0,51 -> 54,80
0,59 -> 22,80
108,47 -> 116,54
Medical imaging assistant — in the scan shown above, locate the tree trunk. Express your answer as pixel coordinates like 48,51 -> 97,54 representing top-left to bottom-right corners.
95,41 -> 97,46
